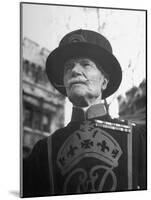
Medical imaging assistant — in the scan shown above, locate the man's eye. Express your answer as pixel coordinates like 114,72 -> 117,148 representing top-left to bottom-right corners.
64,64 -> 73,72
80,60 -> 94,67
83,63 -> 93,69
80,61 -> 89,67
83,63 -> 89,67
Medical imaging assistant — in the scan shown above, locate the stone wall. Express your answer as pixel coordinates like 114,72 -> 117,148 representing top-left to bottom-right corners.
22,37 -> 65,158
117,79 -> 146,125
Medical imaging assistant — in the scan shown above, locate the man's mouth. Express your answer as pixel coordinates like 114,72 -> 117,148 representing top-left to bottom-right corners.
69,79 -> 87,87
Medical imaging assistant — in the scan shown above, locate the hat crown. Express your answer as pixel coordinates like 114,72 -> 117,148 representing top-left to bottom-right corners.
59,29 -> 113,54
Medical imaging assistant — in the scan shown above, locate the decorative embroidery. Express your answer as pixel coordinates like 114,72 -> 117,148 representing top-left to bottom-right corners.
63,165 -> 117,193
97,140 -> 110,152
57,121 -> 124,192
57,121 -> 123,175
67,145 -> 78,157
81,139 -> 93,149
95,119 -> 132,132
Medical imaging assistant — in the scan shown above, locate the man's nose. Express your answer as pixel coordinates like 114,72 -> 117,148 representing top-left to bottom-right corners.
71,63 -> 83,76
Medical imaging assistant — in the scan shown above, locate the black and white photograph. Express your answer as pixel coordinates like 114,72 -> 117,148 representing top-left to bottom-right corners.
20,2 -> 147,198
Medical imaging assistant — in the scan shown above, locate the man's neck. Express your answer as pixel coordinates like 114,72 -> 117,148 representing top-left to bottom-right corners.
73,93 -> 103,107
71,102 -> 108,122
73,105 -> 91,113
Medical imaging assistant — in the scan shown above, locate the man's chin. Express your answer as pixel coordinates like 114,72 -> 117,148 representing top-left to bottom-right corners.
68,89 -> 87,99
68,93 -> 84,105
68,90 -> 92,107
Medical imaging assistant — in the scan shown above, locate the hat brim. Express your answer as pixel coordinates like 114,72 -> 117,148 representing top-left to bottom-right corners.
46,42 -> 122,99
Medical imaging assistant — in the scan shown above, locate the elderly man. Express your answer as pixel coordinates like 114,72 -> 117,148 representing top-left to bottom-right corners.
23,29 -> 146,197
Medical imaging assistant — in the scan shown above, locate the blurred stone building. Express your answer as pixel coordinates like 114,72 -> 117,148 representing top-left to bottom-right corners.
22,38 -> 65,158
117,79 -> 146,125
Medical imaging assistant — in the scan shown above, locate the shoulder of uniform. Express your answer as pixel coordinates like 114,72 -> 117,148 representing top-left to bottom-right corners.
95,117 -> 130,133
109,116 -> 128,125
110,117 -> 136,126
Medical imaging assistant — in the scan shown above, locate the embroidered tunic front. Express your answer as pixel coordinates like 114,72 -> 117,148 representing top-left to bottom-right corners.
23,104 -> 146,197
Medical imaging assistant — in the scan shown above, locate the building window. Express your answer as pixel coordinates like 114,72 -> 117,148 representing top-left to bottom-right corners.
24,133 -> 32,146
32,110 -> 41,130
23,101 -> 51,133
42,114 -> 50,132
23,60 -> 29,75
24,105 -> 33,128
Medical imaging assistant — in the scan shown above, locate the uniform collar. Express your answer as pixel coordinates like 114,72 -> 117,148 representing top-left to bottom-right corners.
71,103 -> 107,122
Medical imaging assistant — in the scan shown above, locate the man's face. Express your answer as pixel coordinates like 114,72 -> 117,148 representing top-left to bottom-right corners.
63,57 -> 108,107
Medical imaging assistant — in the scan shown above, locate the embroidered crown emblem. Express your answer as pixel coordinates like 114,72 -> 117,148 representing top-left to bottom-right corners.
68,33 -> 86,43
57,121 -> 123,175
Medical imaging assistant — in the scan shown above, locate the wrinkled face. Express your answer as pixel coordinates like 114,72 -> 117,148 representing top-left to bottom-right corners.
63,57 -> 108,107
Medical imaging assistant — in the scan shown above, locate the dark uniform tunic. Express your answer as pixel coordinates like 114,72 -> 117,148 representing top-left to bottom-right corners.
23,104 -> 146,197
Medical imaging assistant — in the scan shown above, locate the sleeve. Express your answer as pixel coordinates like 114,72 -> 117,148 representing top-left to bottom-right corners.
138,125 -> 147,189
133,124 -> 147,190
23,138 -> 51,197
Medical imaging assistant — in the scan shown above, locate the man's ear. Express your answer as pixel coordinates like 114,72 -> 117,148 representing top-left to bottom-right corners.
102,77 -> 109,91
